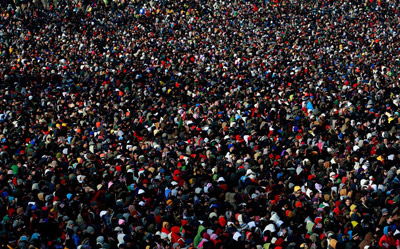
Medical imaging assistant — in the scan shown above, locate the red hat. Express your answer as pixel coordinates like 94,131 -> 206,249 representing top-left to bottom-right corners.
155,215 -> 162,224
215,228 -> 223,235
275,238 -> 284,246
220,184 -> 228,191
8,208 -> 16,217
295,201 -> 303,208
219,216 -> 226,227
245,231 -> 253,241
181,219 -> 189,227
235,213 -> 242,221
333,207 -> 340,216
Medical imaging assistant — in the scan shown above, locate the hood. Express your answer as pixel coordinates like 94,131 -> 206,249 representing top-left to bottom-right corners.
196,225 -> 206,237
162,221 -> 170,229
384,226 -> 390,236
363,232 -> 373,243
171,226 -> 181,234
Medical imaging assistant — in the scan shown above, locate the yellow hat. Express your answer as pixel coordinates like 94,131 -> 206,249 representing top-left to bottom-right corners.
294,186 -> 301,192
350,204 -> 357,212
330,239 -> 337,249
167,199 -> 173,206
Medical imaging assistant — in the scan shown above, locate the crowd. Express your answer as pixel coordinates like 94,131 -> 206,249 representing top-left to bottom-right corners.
1,0 -> 400,248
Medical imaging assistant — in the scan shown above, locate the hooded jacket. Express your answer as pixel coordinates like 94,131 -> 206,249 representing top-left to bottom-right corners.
359,232 -> 373,249
379,226 -> 395,249
193,225 -> 206,248
170,226 -> 185,246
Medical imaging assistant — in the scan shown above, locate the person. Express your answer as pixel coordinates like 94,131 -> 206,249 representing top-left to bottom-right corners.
379,226 -> 396,249
1,0 -> 400,248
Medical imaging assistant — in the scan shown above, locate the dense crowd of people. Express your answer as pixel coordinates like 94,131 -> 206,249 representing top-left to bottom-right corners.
1,0 -> 400,248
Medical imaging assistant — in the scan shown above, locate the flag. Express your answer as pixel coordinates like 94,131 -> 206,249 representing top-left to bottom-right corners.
178,118 -> 183,129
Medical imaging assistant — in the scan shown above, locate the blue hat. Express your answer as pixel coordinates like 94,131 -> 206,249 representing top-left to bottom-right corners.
19,235 -> 28,242
186,238 -> 193,245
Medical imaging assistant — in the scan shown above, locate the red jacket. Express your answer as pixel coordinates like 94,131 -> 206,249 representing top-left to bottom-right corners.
379,234 -> 395,249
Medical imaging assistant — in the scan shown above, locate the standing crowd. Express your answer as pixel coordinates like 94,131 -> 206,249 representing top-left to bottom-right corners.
1,0 -> 400,248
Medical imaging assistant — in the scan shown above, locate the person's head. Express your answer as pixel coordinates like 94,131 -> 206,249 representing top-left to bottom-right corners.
361,195 -> 367,203
345,198 -> 351,206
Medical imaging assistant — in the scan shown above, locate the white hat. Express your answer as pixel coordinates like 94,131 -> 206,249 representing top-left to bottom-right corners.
296,167 -> 304,175
270,212 -> 280,223
276,220 -> 284,228
237,214 -> 244,224
209,212 -> 218,219
233,232 -> 242,241
246,169 -> 255,176
360,179 -> 369,186
100,210 -> 107,218
263,224 -> 276,233
160,232 -> 168,239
